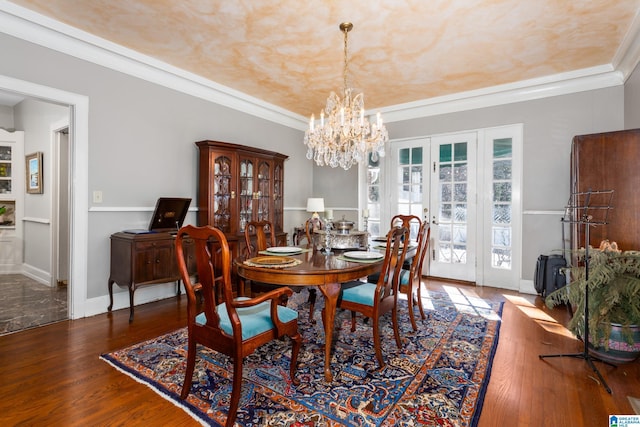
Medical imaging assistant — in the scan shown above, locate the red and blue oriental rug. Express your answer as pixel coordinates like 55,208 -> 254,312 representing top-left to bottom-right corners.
101,289 -> 503,426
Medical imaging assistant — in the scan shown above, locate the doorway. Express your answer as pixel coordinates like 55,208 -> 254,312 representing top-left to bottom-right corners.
0,100 -> 72,334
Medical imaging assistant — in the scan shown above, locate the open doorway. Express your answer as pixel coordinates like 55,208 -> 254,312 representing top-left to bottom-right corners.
0,96 -> 72,335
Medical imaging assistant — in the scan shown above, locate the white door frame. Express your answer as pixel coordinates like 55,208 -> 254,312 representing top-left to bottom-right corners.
0,74 -> 89,319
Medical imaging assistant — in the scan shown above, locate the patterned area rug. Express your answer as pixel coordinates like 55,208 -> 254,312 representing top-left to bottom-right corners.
101,289 -> 503,426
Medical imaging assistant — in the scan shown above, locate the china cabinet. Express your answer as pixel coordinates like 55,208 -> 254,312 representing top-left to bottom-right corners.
0,129 -> 24,273
196,140 -> 288,268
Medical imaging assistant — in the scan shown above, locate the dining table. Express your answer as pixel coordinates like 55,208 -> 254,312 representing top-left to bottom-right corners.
234,242 -> 416,382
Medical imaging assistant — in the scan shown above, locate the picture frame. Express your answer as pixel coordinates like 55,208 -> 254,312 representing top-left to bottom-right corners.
26,151 -> 43,194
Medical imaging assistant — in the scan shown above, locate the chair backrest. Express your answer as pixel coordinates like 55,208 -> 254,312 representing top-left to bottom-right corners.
376,225 -> 411,299
390,214 -> 421,241
175,224 -> 233,332
408,221 -> 431,282
302,217 -> 324,248
244,220 -> 276,256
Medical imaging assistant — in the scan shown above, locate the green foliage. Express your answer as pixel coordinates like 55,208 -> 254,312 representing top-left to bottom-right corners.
545,249 -> 640,348
0,205 -> 5,215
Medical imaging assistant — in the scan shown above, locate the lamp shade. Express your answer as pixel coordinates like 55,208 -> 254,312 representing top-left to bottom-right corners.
306,198 -> 325,213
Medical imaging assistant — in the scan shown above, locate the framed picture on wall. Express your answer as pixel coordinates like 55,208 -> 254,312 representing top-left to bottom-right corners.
26,151 -> 43,194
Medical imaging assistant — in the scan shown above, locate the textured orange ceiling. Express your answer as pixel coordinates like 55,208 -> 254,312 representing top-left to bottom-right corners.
10,0 -> 640,117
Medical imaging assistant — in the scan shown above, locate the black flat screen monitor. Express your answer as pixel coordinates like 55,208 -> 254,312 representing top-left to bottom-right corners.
148,197 -> 191,233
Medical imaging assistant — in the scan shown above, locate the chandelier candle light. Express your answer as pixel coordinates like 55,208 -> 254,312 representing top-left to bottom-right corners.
304,22 -> 388,170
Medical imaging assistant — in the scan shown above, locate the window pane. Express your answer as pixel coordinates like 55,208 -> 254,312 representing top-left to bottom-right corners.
493,159 -> 512,180
439,144 -> 452,163
493,204 -> 511,224
399,148 -> 410,165
454,183 -> 467,202
454,142 -> 467,161
438,243 -> 451,263
493,182 -> 512,202
439,164 -> 452,181
368,186 -> 380,202
368,152 -> 380,167
492,248 -> 511,269
411,166 -> 422,184
367,168 -> 380,185
454,204 -> 467,222
493,138 -> 512,159
440,183 -> 452,202
440,203 -> 452,221
492,227 -> 511,246
412,147 -> 423,164
454,162 -> 467,181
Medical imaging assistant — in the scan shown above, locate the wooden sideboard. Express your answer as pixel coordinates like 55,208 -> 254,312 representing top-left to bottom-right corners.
108,232 -> 195,321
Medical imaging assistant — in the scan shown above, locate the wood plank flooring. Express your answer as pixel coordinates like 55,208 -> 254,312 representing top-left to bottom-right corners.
0,280 -> 638,426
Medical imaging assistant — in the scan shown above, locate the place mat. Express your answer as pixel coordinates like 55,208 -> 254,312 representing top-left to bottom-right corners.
259,247 -> 312,256
243,256 -> 302,268
336,254 -> 384,264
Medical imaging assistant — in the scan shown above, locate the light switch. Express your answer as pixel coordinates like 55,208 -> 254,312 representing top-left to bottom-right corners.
93,190 -> 103,203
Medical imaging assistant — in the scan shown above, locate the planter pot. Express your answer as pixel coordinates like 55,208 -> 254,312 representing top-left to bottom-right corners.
588,323 -> 640,365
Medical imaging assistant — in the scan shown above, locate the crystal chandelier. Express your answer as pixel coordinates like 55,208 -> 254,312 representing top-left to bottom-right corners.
304,22 -> 388,170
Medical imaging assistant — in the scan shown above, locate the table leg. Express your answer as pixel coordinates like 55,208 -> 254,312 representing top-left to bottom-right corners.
317,282 -> 341,382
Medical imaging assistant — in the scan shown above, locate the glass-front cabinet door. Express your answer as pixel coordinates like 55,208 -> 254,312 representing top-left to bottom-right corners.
256,160 -> 271,223
239,157 -> 254,233
212,154 -> 233,233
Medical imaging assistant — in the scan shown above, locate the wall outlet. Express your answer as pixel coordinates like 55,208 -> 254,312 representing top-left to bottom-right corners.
93,190 -> 103,203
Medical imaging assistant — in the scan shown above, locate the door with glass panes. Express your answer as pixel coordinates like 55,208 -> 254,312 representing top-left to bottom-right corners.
429,133 -> 477,282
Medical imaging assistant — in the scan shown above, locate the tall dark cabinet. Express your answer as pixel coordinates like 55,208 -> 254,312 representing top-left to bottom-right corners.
570,129 -> 640,252
196,140 -> 288,264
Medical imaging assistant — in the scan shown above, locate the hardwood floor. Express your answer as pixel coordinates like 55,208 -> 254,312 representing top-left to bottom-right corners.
0,280 -> 637,426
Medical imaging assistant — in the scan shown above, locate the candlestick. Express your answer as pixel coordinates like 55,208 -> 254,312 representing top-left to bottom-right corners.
363,208 -> 369,218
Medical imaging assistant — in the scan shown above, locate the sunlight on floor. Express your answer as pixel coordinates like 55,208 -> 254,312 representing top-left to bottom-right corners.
419,285 -> 501,320
502,294 -> 576,339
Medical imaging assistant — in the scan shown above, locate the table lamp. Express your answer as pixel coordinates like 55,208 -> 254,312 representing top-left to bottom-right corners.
306,198 -> 324,220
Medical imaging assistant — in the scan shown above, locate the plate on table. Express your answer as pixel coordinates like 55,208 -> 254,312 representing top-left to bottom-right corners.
265,246 -> 303,255
371,236 -> 387,242
343,251 -> 384,260
249,256 -> 298,266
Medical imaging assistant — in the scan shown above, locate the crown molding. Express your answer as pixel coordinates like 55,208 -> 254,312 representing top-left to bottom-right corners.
0,2 -> 636,129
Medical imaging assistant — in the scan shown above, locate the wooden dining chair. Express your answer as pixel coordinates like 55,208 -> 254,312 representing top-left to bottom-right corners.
244,220 -> 318,320
369,217 -> 430,331
335,225 -> 410,369
400,220 -> 431,331
175,224 -> 301,427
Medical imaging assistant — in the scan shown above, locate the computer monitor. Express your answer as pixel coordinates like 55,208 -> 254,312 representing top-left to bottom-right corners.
148,197 -> 191,233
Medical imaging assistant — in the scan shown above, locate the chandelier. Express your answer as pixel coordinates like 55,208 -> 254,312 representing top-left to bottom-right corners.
304,22 -> 388,170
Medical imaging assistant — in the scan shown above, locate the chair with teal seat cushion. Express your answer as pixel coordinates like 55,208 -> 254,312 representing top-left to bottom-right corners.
335,225 -> 410,369
176,224 -> 301,427
368,218 -> 430,331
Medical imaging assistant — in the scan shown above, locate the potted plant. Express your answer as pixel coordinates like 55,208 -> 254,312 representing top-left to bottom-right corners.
545,244 -> 640,364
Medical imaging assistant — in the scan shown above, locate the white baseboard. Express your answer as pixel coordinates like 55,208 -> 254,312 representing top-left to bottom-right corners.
84,282 -> 180,318
519,279 -> 538,295
22,263 -> 51,286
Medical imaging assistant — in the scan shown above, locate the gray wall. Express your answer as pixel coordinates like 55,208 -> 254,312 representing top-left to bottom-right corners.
625,61 -> 640,129
0,32 -> 310,303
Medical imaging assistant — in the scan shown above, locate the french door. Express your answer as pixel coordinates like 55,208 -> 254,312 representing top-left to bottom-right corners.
369,124 -> 522,288
429,132 -> 477,282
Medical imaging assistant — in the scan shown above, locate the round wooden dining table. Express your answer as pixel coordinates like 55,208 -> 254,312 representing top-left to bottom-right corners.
234,249 -> 383,382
